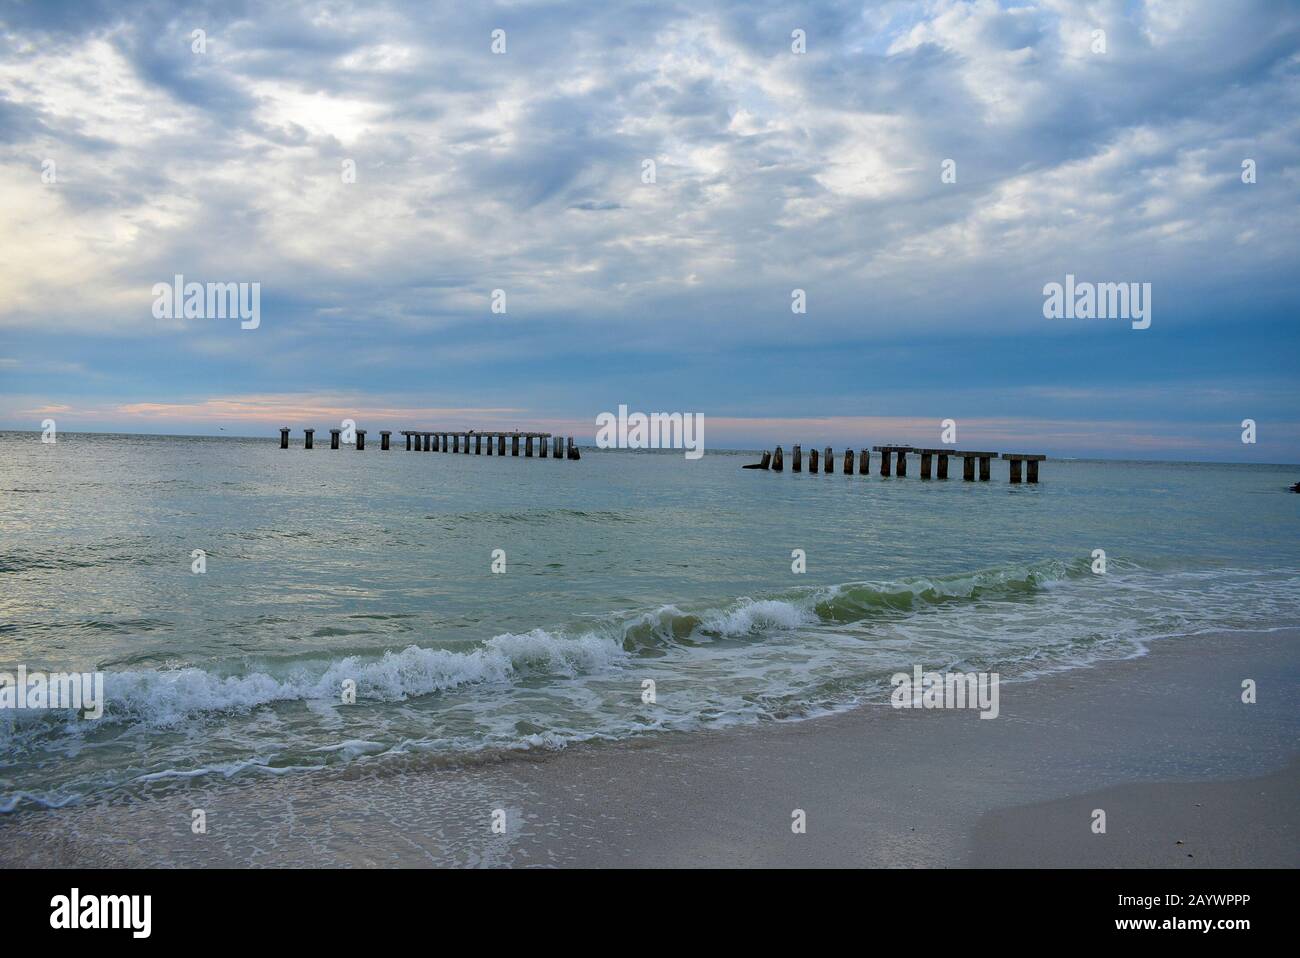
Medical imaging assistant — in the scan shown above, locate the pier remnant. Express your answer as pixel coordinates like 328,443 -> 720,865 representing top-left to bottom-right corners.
1002,453 -> 1046,484
873,446 -> 913,477
743,442 -> 1044,488
793,444 -> 802,472
281,428 -> 576,464
914,448 -> 956,479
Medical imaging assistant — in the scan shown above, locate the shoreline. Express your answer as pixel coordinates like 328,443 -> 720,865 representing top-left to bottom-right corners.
2,627 -> 1296,867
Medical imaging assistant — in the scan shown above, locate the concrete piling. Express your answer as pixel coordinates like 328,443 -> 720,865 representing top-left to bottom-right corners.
281,427 -> 578,466
740,441 -> 1046,489
1002,454 -> 1046,484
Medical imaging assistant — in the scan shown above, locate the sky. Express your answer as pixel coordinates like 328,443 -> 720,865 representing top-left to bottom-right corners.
0,0 -> 1297,460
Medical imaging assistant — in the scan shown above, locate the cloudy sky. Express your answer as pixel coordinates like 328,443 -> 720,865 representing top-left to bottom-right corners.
1,0 -> 1297,459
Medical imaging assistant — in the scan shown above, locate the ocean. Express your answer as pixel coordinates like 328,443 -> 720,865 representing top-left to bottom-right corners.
2,431 -> 1298,813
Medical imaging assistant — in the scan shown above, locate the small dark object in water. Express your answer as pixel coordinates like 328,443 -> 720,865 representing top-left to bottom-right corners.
1291,481 -> 1300,493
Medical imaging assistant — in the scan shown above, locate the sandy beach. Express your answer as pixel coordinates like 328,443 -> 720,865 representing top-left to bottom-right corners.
3,627 -> 1295,868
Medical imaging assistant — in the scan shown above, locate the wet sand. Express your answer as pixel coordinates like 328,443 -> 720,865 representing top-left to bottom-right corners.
2,629 -> 1296,867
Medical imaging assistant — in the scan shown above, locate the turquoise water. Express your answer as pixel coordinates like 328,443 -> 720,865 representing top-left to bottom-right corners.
2,431 -> 1298,811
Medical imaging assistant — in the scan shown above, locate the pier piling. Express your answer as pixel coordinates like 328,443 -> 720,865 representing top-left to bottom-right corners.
873,446 -> 913,478
280,427 -> 576,466
1002,454 -> 1046,484
741,441 -> 1044,489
